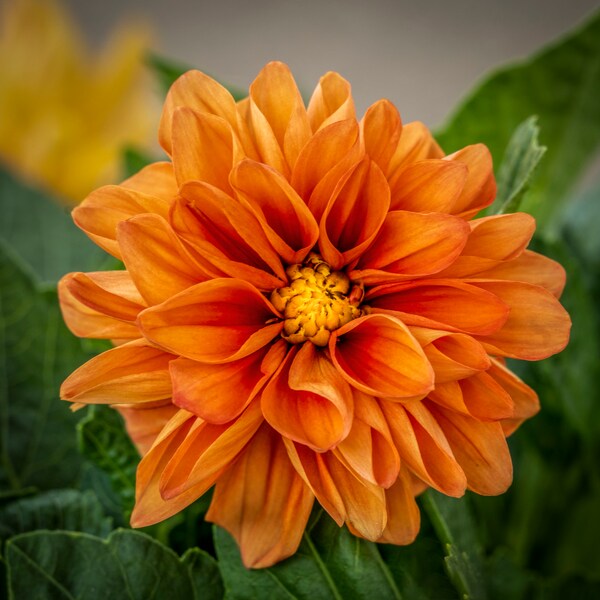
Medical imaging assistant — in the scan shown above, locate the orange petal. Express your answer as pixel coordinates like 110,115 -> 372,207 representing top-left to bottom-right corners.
73,176 -> 173,259
285,442 -> 387,540
367,279 -> 510,336
330,314 -> 434,398
159,400 -> 264,499
158,69 -> 240,155
360,99 -> 402,172
171,108 -> 242,193
472,281 -> 571,360
335,390 -> 400,488
470,250 -> 566,298
170,340 -> 286,424
137,279 -> 282,363
428,372 -> 514,421
58,275 -> 140,340
121,161 -> 179,199
116,401 -> 179,456
261,343 -> 354,452
352,211 -> 470,284
381,399 -> 467,497
410,327 -> 491,383
231,160 -> 319,264
387,121 -> 444,177
248,61 -> 311,173
61,339 -> 173,405
61,271 -> 145,323
445,144 -> 496,218
307,71 -> 355,132
290,119 -> 360,203
375,468 -> 421,545
174,183 -> 286,288
117,214 -> 213,305
206,425 -> 314,569
130,410 -> 209,527
427,401 -> 513,495
319,158 -> 390,269
488,359 -> 540,435
388,159 -> 468,212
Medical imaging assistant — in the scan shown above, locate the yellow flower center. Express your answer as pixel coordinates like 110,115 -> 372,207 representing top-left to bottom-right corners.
270,254 -> 364,346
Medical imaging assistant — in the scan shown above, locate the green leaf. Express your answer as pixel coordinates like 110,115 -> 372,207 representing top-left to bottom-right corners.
77,405 -> 138,516
182,548 -> 224,600
213,511 -> 402,600
5,529 -> 224,599
0,489 -> 112,541
420,490 -> 488,600
147,53 -> 246,101
0,166 -> 108,284
436,10 -> 600,231
493,116 -> 546,214
0,241 -> 90,493
122,146 -> 156,179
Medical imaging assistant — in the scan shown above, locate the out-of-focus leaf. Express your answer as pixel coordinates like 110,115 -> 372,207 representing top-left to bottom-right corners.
5,529 -> 224,599
0,166 -> 108,284
562,181 -> 600,274
0,489 -> 112,541
436,10 -> 600,231
485,549 -> 534,600
213,511 -> 402,600
147,52 -> 246,101
421,490 -> 487,600
77,405 -> 138,516
122,146 -> 155,179
0,241 -> 89,493
493,116 -> 546,214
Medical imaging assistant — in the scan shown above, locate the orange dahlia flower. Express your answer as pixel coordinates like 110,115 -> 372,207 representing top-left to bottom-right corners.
59,62 -> 571,568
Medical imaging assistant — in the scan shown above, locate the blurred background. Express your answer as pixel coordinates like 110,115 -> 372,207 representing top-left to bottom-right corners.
63,0 -> 599,125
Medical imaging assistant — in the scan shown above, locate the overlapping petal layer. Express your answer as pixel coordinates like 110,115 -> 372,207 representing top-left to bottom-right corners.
59,61 -> 571,569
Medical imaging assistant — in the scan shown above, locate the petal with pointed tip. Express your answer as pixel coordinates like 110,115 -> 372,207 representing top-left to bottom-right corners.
353,211 -> 469,284
427,401 -> 513,495
61,339 -> 172,404
262,344 -> 354,452
445,144 -> 496,218
472,281 -> 571,360
231,160 -> 319,264
367,279 -> 510,335
389,159 -> 468,212
159,70 -> 239,155
319,158 -> 390,269
381,399 -> 467,497
307,71 -> 355,132
137,279 -> 282,363
206,425 -> 313,569
170,341 -> 286,424
330,314 -> 434,398
360,99 -> 402,172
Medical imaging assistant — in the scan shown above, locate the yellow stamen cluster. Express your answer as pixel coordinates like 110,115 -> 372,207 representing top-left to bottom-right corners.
270,255 -> 364,346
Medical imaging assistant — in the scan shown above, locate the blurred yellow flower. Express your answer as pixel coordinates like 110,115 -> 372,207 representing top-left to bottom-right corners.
0,0 -> 159,203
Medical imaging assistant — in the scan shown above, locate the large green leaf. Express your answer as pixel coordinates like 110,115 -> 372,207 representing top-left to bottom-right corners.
214,511 -> 402,600
5,529 -> 223,600
0,241 -> 90,492
436,10 -> 600,230
0,489 -> 112,541
0,167 -> 108,284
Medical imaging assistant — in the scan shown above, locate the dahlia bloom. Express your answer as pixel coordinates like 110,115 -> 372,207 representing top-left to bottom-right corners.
0,0 -> 157,202
59,61 -> 570,568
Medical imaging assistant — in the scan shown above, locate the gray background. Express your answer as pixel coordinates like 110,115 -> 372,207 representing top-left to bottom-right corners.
64,0 -> 599,128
